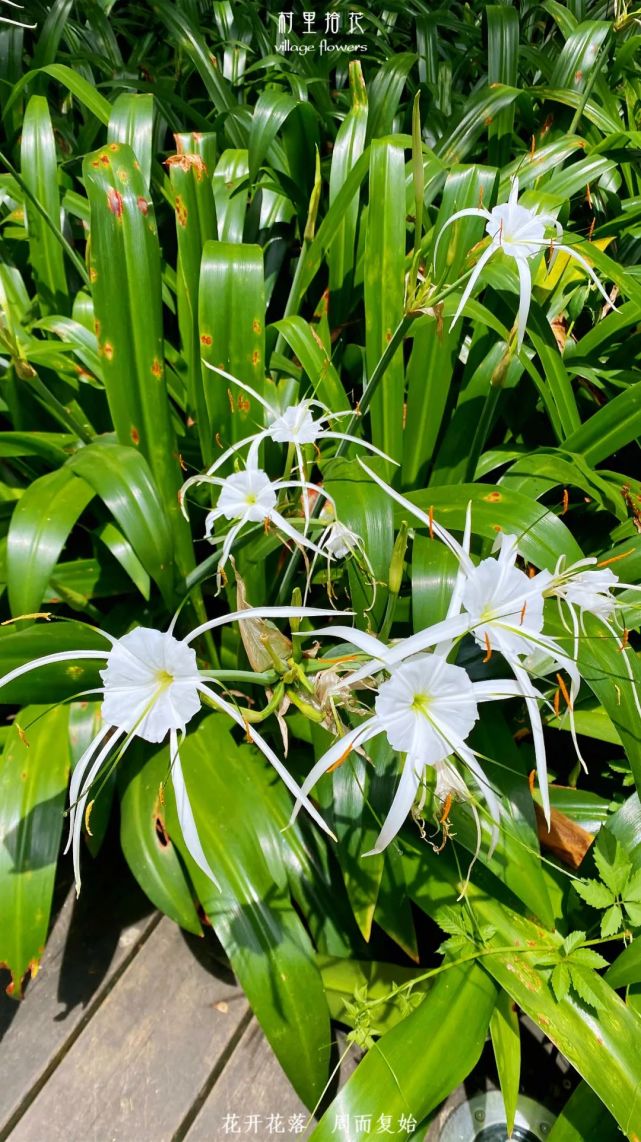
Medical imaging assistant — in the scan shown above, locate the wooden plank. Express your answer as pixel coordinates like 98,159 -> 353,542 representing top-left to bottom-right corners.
185,1024 -> 362,1139
0,859 -> 158,1139
8,917 -> 249,1142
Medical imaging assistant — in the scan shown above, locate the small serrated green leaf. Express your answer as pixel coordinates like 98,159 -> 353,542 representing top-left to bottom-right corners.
551,962 -> 571,1002
624,901 -> 641,926
569,966 -> 604,1011
624,868 -> 641,903
594,835 -> 631,897
571,947 -> 609,971
574,879 -> 615,909
563,930 -> 587,956
601,904 -> 623,938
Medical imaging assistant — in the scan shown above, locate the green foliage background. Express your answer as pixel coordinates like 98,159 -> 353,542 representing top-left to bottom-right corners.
2,1 -> 641,1136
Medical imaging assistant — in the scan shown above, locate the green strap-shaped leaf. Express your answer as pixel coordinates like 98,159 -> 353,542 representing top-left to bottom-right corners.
400,483 -> 583,568
312,963 -> 497,1137
83,143 -> 193,584
328,61 -> 368,324
66,443 -> 174,602
169,134 -> 218,464
163,715 -> 332,1110
487,5 -> 519,166
548,1081 -> 620,1142
272,315 -> 349,413
107,93 -> 155,190
20,94 -> 68,314
549,20 -> 610,91
149,0 -> 243,146
248,89 -> 297,182
364,139 -> 406,464
118,743 -> 203,937
0,705 -> 70,997
199,240 -> 265,445
490,989 -> 521,1137
324,457 -> 394,628
405,849 -> 641,1138
7,467 -> 94,616
402,315 -> 458,487
212,150 -> 249,243
0,621 -> 107,706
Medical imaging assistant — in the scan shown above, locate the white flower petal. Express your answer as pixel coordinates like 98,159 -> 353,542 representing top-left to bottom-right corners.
170,729 -> 220,889
364,753 -> 423,856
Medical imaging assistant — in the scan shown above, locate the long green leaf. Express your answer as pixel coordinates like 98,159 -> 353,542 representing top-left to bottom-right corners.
83,143 -> 193,584
20,94 -> 68,314
0,705 -> 70,997
164,716 -> 332,1109
313,963 -> 497,1137
7,467 -> 94,616
199,240 -> 265,446
118,744 -> 203,936
66,443 -> 174,602
364,139 -> 406,464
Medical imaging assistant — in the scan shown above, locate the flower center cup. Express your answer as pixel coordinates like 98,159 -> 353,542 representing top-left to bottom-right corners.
217,469 -> 278,523
486,202 -> 547,259
374,656 -> 479,765
100,628 -> 201,743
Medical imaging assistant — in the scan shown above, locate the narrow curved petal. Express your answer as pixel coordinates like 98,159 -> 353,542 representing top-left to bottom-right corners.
0,648 -> 111,694
364,753 -> 423,856
296,623 -> 391,663
185,605 -> 347,645
321,432 -> 398,465
436,501 -> 473,658
269,509 -> 328,558
553,244 -> 612,308
215,519 -> 245,575
514,255 -> 533,350
278,480 -> 336,509
169,729 -> 221,889
510,658 -> 550,826
65,721 -> 112,853
449,241 -> 497,331
454,738 -> 502,857
68,728 -> 125,895
205,431 -> 270,477
433,207 -> 492,269
202,362 -> 274,414
290,719 -> 380,824
198,684 -> 336,839
345,612 -> 471,687
357,461 -> 474,573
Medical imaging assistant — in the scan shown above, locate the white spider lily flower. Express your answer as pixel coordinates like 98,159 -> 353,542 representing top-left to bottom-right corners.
199,363 -> 394,490
322,519 -> 363,560
304,464 -> 590,824
291,652 -> 522,856
0,606 -> 340,892
182,461 -> 334,584
548,557 -> 620,623
542,556 -> 641,719
303,508 -> 377,610
435,177 -> 612,349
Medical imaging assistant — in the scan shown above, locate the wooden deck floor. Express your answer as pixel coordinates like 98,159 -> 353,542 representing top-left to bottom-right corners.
0,856 -> 356,1141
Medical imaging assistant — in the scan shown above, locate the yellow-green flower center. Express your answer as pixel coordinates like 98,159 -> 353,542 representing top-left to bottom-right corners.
411,692 -> 431,716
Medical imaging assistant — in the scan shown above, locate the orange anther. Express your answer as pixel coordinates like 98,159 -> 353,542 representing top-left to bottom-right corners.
483,631 -> 492,663
556,672 -> 572,711
327,743 -> 353,773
